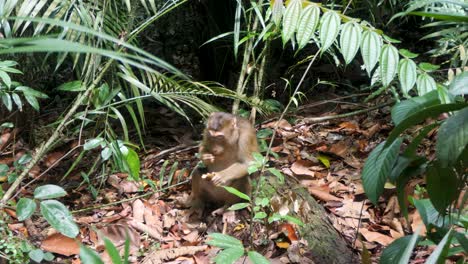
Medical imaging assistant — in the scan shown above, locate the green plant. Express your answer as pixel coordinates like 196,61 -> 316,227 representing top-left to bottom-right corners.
206,233 -> 270,264
79,237 -> 131,264
0,212 -> 30,263
0,60 -> 48,112
362,72 -> 467,263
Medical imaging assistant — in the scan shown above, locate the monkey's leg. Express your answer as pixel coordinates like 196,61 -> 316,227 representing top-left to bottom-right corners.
189,167 -> 206,209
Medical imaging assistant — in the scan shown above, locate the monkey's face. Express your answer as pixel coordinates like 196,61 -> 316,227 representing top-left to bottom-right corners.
206,112 -> 237,141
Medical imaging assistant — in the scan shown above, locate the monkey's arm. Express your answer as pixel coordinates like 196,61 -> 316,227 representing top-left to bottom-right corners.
210,161 -> 251,186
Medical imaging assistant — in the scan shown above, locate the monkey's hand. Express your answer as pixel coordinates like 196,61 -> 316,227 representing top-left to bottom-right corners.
201,153 -> 215,165
211,173 -> 232,187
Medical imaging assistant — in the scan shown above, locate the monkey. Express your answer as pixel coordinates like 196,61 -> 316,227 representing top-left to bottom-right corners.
190,112 -> 258,208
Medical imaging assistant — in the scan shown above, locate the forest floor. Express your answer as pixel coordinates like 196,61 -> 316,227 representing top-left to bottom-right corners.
0,93 -> 439,263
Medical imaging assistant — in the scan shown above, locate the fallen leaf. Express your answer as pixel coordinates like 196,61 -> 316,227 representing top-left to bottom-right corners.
41,233 -> 80,256
360,228 -> 394,246
307,187 -> 342,202
290,160 -> 315,177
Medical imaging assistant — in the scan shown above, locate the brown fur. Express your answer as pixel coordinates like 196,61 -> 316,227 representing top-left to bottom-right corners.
190,112 -> 258,207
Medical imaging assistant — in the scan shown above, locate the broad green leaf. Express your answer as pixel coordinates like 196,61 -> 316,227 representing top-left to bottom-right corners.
416,73 -> 436,95
386,103 -> 468,146
101,147 -> 112,161
391,90 -> 440,126
419,62 -> 440,72
339,22 -> 362,64
296,5 -> 320,50
254,212 -> 267,219
267,168 -> 284,183
319,11 -> 340,52
379,44 -> 399,87
282,0 -> 301,45
15,86 -> 48,98
228,203 -> 250,211
0,70 -> 12,87
83,138 -> 104,150
43,252 -> 54,261
1,94 -> 12,111
399,49 -> 418,59
426,165 -> 460,214
413,199 -> 445,228
12,93 -> 23,112
362,138 -> 402,204
398,59 -> 417,96
248,251 -> 270,264
29,249 -> 44,263
382,34 -> 401,44
0,122 -> 14,128
207,233 -> 244,249
80,245 -> 104,264
449,71 -> 468,96
317,154 -> 330,168
56,80 -> 84,92
436,107 -> 468,166
34,184 -> 67,200
17,153 -> 32,165
0,164 -> 8,176
104,238 -> 122,264
214,248 -> 244,264
17,198 -> 37,221
272,0 -> 284,26
23,93 -> 39,111
224,186 -> 251,201
125,148 -> 140,180
426,229 -> 453,264
380,233 -> 422,264
361,30 -> 382,76
40,200 -> 79,238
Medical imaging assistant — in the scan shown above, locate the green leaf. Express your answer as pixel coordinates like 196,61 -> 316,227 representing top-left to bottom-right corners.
399,49 -> 418,59
379,44 -> 399,87
12,93 -> 23,112
362,138 -> 402,204
83,138 -> 104,150
80,245 -> 104,264
214,248 -> 244,264
0,164 -> 8,176
17,153 -> 32,165
448,71 -> 468,96
267,168 -> 284,183
426,229 -> 453,264
0,122 -> 14,128
398,59 -> 417,96
256,129 -> 273,139
361,30 -> 382,76
40,200 -> 79,238
416,73 -> 437,95
391,90 -> 440,126
382,34 -> 401,43
104,238 -> 122,264
339,21 -> 362,64
254,212 -> 267,219
228,203 -> 250,211
56,80 -> 84,92
426,165 -> 460,214
15,86 -> 48,98
2,94 -> 12,111
319,11 -> 341,52
43,252 -> 54,261
282,0 -> 301,45
436,107 -> 468,166
0,70 -> 12,88
28,249 -> 44,263
296,5 -> 320,50
17,198 -> 37,221
207,233 -> 244,250
271,0 -> 284,26
101,147 -> 112,161
125,148 -> 140,180
34,184 -> 67,200
386,103 -> 468,146
418,62 -> 440,72
317,154 -> 330,168
413,199 -> 444,228
223,186 -> 251,201
247,251 -> 270,264
23,93 -> 39,111
380,233 -> 422,264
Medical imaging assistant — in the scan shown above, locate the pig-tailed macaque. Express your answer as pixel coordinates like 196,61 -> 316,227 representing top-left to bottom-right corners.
190,112 -> 258,207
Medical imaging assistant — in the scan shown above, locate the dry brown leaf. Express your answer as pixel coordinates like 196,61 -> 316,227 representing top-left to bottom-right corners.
307,187 -> 341,202
129,220 -> 162,239
335,199 -> 370,219
360,228 -> 394,246
338,121 -> 359,132
44,151 -> 65,167
182,230 -> 199,243
96,223 -> 140,253
329,141 -> 349,158
41,233 -> 80,256
132,199 -> 145,222
290,160 -> 315,177
141,246 -> 207,264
